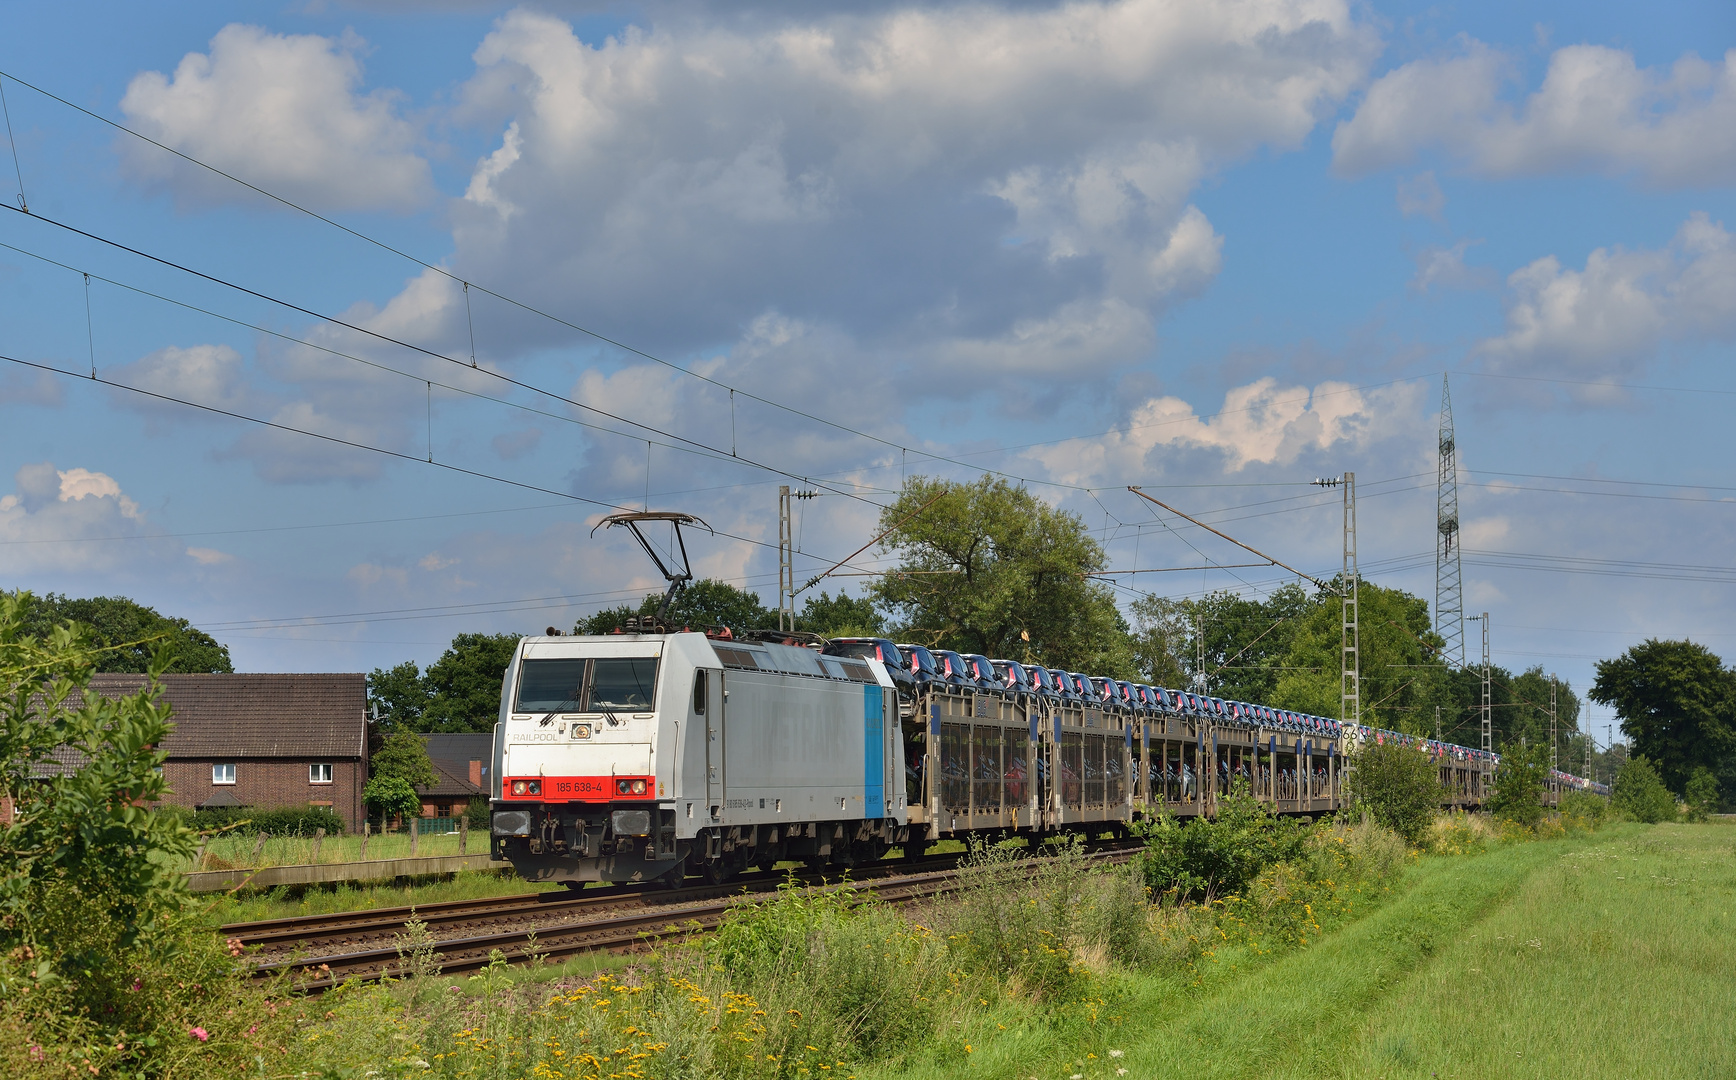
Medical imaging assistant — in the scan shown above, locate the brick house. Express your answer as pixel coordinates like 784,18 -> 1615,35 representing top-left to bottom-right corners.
82,673 -> 369,829
418,733 -> 491,818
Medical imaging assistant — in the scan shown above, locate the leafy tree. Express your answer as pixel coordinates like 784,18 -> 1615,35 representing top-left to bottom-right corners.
18,592 -> 232,673
369,730 -> 436,789
366,659 -> 429,731
364,775 -> 422,824
798,590 -> 884,636
1685,767 -> 1719,823
871,474 -> 1133,675
1344,738 -> 1441,845
1612,755 -> 1677,823
422,632 -> 521,732
1489,739 -> 1548,827
1591,639 -> 1736,796
1128,593 -> 1191,690
574,579 -> 774,634
1270,579 -> 1449,733
666,579 -> 775,630
1504,666 -> 1582,757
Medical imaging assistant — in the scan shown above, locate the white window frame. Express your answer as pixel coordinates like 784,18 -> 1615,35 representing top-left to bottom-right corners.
212,763 -> 236,785
309,763 -> 333,784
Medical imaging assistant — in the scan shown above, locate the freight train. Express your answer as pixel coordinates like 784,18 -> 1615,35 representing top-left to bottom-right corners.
486,624 -> 1600,888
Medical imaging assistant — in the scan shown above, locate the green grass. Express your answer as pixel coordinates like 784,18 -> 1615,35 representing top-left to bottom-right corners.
865,822 -> 1736,1080
201,868 -> 559,926
1343,822 -> 1736,1079
182,825 -> 482,872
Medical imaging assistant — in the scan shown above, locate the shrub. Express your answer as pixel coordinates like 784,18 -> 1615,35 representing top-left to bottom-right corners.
0,590 -> 298,1077
1134,784 -> 1309,902
464,795 -> 490,830
1613,755 -> 1678,823
185,804 -> 346,836
1489,741 -> 1548,827
1685,767 -> 1719,823
365,775 -> 422,822
1559,790 -> 1611,829
1343,738 -> 1441,845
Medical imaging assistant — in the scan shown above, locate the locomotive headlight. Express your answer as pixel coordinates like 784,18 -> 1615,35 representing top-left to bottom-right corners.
571,724 -> 590,740
615,778 -> 648,796
527,780 -> 541,795
512,780 -> 527,795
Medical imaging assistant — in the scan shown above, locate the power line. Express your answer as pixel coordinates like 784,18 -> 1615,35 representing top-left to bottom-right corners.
1,206 -> 887,508
0,69 -> 1470,499
0,352 -> 885,579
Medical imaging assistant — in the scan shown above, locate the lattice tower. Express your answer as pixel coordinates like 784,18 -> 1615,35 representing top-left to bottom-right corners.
1436,375 -> 1466,667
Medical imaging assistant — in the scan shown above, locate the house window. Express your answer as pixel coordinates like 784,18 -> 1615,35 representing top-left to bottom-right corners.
212,763 -> 236,785
309,763 -> 333,784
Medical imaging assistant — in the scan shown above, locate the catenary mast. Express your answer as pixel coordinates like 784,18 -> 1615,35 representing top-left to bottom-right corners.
1436,375 -> 1466,667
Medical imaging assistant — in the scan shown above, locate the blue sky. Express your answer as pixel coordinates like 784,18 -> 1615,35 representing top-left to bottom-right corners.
2,0 -> 1734,742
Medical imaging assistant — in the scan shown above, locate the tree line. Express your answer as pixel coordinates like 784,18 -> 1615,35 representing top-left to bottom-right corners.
38,476 -> 1728,810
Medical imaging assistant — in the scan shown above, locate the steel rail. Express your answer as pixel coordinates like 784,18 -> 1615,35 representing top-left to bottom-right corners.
246,844 -> 1142,992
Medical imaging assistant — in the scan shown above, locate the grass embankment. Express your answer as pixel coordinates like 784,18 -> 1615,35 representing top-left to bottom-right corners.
205,868 -> 560,925
1345,822 -> 1736,1080
182,826 -> 482,873
873,821 -> 1736,1080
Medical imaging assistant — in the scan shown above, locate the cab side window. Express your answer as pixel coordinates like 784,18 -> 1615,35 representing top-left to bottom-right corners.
692,670 -> 708,715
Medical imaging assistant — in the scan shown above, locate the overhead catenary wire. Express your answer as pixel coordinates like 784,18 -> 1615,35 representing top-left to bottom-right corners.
0,68 -> 1486,499
0,351 -> 887,580
0,236 -> 887,493
0,74 -> 24,212
0,215 -> 887,509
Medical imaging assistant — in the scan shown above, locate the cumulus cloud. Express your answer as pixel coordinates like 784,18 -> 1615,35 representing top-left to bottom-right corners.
427,1 -> 1375,379
0,366 -> 63,407
1334,41 -> 1736,185
120,24 -> 432,211
106,344 -> 258,418
1029,376 -> 1426,484
0,462 -> 172,574
1479,212 -> 1736,377
1396,171 -> 1444,220
1411,239 -> 1492,293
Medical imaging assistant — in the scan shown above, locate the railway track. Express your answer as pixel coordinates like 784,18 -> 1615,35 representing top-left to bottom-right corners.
228,841 -> 1142,992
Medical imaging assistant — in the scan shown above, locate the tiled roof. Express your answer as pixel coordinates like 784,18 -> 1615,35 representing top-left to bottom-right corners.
72,674 -> 367,759
419,759 -> 484,800
422,733 -> 492,775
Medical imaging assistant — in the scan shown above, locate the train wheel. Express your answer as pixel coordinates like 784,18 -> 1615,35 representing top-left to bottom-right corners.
657,862 -> 687,890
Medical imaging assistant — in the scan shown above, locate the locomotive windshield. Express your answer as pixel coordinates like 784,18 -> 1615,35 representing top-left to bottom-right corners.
514,656 -> 660,712
589,658 -> 658,709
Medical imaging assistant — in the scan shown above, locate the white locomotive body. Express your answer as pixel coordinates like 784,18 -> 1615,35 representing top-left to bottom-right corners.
489,631 -> 906,886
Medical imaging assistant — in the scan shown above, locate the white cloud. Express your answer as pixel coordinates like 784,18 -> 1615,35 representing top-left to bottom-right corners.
0,462 -> 169,574
1335,42 -> 1736,185
1411,239 -> 1492,293
186,547 -> 234,565
1479,212 -> 1736,377
107,344 -> 257,417
1030,376 -> 1426,483
1396,171 -> 1444,220
120,24 -> 432,212
0,367 -> 62,407
428,1 -> 1375,378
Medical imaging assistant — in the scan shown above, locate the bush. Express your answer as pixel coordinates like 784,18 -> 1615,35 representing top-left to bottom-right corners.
1489,741 -> 1548,827
183,804 -> 346,836
364,775 -> 422,822
1559,790 -> 1611,829
1134,784 -> 1309,902
1614,756 -> 1679,823
464,795 -> 490,831
1685,767 -> 1719,823
1343,738 -> 1441,846
0,590 -> 299,1077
